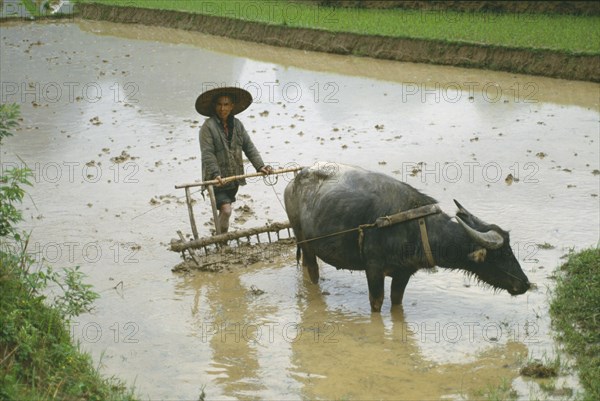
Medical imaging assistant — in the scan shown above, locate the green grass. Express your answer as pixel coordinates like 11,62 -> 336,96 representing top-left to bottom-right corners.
0,253 -> 140,401
20,0 -> 41,16
74,0 -> 600,54
474,377 -> 518,401
550,247 -> 600,401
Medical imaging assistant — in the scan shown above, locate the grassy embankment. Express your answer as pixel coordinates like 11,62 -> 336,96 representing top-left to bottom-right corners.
74,0 -> 600,54
0,263 -> 139,400
550,247 -> 600,401
0,103 -> 139,400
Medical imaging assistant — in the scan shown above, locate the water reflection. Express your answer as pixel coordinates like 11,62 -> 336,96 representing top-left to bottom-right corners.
174,262 -> 529,400
182,271 -> 263,398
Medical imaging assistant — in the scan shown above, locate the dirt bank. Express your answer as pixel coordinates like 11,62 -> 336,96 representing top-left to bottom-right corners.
75,3 -> 599,83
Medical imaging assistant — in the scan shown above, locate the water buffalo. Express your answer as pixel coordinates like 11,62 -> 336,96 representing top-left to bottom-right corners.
284,162 -> 531,312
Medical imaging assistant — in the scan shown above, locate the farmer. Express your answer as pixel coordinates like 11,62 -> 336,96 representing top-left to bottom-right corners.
196,87 -> 272,234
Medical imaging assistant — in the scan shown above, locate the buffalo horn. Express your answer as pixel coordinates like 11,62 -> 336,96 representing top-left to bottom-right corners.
454,199 -> 489,228
456,216 -> 504,250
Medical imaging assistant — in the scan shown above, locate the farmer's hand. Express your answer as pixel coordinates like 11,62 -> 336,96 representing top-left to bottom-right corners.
260,165 -> 273,175
214,175 -> 224,186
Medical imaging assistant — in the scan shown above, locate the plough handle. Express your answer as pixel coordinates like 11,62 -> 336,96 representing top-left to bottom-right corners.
174,166 -> 304,189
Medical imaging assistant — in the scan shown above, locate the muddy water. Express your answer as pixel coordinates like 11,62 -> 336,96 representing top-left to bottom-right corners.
2,20 -> 599,400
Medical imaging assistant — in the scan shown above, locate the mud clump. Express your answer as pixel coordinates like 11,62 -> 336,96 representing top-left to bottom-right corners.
111,150 -> 138,163
90,116 -> 102,125
171,239 -> 295,273
234,204 -> 255,224
149,194 -> 188,206
519,361 -> 558,378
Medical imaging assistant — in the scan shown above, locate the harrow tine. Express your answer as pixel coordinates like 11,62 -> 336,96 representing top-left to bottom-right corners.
170,221 -> 293,252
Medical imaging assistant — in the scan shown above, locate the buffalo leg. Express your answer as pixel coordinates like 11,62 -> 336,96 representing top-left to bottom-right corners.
366,268 -> 385,312
390,270 -> 412,305
302,246 -> 320,284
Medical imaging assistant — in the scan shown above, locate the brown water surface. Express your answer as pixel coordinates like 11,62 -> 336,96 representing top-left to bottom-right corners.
1,20 -> 598,400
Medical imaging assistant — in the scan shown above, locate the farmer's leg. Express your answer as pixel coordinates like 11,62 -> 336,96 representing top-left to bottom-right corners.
214,186 -> 238,234
218,202 -> 232,233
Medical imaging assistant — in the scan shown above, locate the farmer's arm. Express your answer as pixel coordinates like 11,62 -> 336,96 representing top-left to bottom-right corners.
199,122 -> 221,180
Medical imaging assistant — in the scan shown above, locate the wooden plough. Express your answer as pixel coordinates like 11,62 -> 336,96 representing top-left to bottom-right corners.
169,167 -> 303,269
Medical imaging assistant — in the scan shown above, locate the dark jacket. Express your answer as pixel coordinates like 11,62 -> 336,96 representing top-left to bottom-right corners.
199,116 -> 265,188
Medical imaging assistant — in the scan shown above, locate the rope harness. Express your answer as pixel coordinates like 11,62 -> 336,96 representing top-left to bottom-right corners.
296,204 -> 441,267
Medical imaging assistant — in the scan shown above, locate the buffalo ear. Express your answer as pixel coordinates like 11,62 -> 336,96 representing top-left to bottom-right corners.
468,248 -> 487,263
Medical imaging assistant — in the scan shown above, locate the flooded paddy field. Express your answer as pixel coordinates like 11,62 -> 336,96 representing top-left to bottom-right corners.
1,19 -> 598,400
